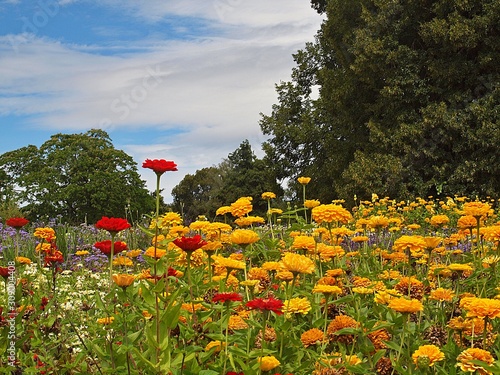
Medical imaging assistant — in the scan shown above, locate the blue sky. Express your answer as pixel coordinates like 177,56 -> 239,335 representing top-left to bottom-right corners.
0,0 -> 323,201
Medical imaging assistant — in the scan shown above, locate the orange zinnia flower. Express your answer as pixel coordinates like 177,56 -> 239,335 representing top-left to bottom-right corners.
456,348 -> 494,374
463,297 -> 500,319
281,252 -> 315,275
388,297 -> 423,313
412,345 -> 445,367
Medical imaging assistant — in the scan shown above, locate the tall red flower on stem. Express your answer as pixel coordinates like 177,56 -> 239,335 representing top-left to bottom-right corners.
212,292 -> 243,304
142,158 -> 178,365
95,216 -> 131,285
95,217 -> 131,234
246,297 -> 284,315
142,159 -> 178,176
6,217 -> 29,229
173,234 -> 207,253
6,217 -> 29,259
94,240 -> 128,256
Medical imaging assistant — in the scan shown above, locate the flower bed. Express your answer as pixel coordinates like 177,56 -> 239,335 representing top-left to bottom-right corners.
1,181 -> 500,374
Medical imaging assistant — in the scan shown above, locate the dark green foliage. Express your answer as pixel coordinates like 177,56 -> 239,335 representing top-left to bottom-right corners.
260,0 -> 499,203
0,129 -> 155,224
171,140 -> 283,222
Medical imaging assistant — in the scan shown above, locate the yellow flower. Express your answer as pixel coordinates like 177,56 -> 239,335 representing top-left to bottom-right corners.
168,225 -> 190,237
291,235 -> 316,252
311,204 -> 352,225
126,249 -> 142,258
304,199 -> 321,209
424,236 -> 442,249
378,270 -> 401,280
234,216 -> 265,227
150,212 -> 182,229
230,229 -> 260,246
388,297 -> 423,313
97,317 -> 114,325
368,215 -> 389,229
261,192 -> 276,200
75,250 -> 89,256
283,297 -> 311,317
429,288 -> 455,302
202,240 -> 223,252
112,273 -> 135,288
275,270 -> 294,282
267,208 -> 283,216
447,263 -> 474,275
189,220 -> 210,232
462,201 -> 491,218
483,225 -> 500,243
457,215 -> 478,230
216,206 -> 232,216
392,235 -> 427,253
261,261 -> 281,272
351,235 -> 369,243
113,256 -> 134,267
36,243 -> 51,253
297,176 -> 311,185
456,348 -> 494,374
430,214 -> 450,227
34,227 -> 56,239
482,255 -> 500,268
16,256 -> 32,265
352,286 -> 374,294
312,284 -> 343,295
205,340 -> 224,352
374,290 -> 401,305
412,345 -> 445,367
144,246 -> 167,259
259,355 -> 280,371
212,255 -> 246,270
228,315 -> 248,330
281,252 -> 315,275
230,197 -> 253,218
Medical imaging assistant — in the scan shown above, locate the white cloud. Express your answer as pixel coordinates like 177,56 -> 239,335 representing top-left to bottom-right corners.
0,0 -> 323,202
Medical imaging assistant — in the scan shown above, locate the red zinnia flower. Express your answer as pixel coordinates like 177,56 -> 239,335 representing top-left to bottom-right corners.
94,240 -> 128,256
6,217 -> 29,229
44,250 -> 64,267
226,372 -> 244,375
95,217 -> 131,234
0,266 -> 10,279
213,292 -> 243,304
173,234 -> 207,253
142,159 -> 178,175
246,297 -> 284,315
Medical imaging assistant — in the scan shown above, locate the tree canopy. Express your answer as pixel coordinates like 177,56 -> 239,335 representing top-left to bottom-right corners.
0,129 -> 155,223
171,140 -> 283,222
261,0 -> 499,204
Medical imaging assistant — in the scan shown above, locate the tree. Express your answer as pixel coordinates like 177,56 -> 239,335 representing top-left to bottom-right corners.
0,129 -> 155,223
171,140 -> 283,221
261,0 -> 499,204
171,167 -> 224,223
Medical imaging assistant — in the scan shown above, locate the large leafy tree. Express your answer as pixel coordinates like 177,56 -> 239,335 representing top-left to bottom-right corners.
0,129 -> 155,223
261,0 -> 499,204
